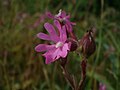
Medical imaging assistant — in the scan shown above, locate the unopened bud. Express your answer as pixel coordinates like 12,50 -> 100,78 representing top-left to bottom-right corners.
78,29 -> 96,58
67,38 -> 78,51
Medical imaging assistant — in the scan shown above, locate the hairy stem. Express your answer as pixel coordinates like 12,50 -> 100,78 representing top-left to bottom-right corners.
78,58 -> 87,90
60,57 -> 87,90
60,58 -> 77,90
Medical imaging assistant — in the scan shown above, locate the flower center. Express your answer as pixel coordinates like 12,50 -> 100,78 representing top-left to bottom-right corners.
55,42 -> 63,48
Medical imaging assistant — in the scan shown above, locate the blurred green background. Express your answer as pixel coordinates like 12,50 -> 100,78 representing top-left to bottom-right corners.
0,0 -> 120,90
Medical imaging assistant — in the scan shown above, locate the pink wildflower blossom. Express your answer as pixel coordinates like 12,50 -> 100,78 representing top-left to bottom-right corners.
46,9 -> 76,33
99,83 -> 106,90
35,20 -> 71,64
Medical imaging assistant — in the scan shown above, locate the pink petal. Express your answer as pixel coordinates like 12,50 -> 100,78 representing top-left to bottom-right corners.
60,43 -> 70,58
65,23 -> 72,32
44,54 -> 53,64
64,43 -> 70,50
35,44 -> 55,52
52,43 -> 70,59
65,15 -> 70,19
44,48 -> 61,62
54,20 -> 61,31
44,23 -> 60,42
54,20 -> 66,41
61,11 -> 66,17
60,26 -> 67,42
43,49 -> 57,64
37,33 -> 51,40
52,48 -> 61,60
60,49 -> 67,58
44,23 -> 57,35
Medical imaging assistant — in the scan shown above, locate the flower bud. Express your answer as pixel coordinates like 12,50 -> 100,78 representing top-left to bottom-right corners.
78,29 -> 96,58
67,38 -> 78,51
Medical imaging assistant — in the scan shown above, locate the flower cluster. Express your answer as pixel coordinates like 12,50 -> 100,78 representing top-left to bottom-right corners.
35,10 -> 96,90
35,10 -> 76,64
35,10 -> 96,64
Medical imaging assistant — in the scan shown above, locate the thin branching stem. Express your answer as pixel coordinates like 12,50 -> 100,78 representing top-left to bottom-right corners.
78,58 -> 87,90
60,58 -> 77,90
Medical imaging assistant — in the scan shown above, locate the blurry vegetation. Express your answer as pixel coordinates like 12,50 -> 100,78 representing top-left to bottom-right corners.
0,0 -> 120,90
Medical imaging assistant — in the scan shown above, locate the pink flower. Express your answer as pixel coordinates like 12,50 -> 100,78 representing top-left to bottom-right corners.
99,83 -> 106,90
46,9 -> 76,33
35,20 -> 71,64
